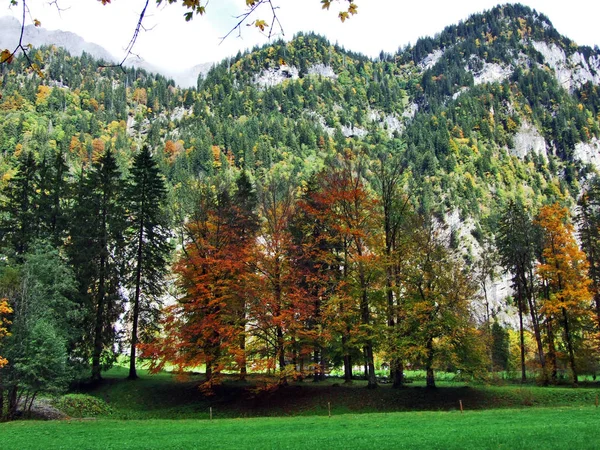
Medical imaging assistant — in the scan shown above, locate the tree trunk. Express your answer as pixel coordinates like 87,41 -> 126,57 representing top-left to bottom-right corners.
277,325 -> 285,371
391,360 -> 404,388
92,195 -> 108,382
546,317 -> 558,384
343,332 -> 352,383
562,307 -> 578,385
595,292 -> 600,345
128,201 -> 145,380
239,332 -> 247,381
525,271 -> 547,383
91,251 -> 106,382
359,272 -> 377,388
518,296 -> 526,383
425,338 -> 436,389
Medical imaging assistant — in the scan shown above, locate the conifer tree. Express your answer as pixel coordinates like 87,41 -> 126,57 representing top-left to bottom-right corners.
70,148 -> 126,382
0,151 -> 39,259
125,146 -> 171,380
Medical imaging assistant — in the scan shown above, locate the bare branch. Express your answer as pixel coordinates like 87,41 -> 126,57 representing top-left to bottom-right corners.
1,0 -> 36,70
99,0 -> 150,73
219,0 -> 283,44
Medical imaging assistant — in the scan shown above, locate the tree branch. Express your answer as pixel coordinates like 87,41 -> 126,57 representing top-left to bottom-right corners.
99,0 -> 150,72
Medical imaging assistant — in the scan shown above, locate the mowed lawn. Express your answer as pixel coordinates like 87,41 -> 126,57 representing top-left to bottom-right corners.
1,407 -> 599,449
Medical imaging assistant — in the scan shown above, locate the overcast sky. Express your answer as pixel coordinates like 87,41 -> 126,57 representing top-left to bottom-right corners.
2,0 -> 600,71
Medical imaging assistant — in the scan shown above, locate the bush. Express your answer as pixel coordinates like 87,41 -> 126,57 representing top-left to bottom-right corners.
52,394 -> 113,418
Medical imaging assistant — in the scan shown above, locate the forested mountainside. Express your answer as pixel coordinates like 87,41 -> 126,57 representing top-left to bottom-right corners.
2,3 -> 600,411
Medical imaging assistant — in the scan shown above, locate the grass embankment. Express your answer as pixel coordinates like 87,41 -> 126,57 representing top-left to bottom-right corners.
61,366 -> 600,420
1,407 -> 599,449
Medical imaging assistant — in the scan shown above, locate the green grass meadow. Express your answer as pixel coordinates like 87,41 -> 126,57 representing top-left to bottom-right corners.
1,407 -> 599,449
2,366 -> 600,449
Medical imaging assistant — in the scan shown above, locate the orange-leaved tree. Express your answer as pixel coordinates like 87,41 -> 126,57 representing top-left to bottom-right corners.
142,175 -> 258,388
536,202 -> 592,385
251,169 -> 310,383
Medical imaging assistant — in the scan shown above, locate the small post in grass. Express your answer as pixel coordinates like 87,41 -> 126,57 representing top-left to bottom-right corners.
459,400 -> 464,414
210,407 -> 213,421
328,402 -> 331,418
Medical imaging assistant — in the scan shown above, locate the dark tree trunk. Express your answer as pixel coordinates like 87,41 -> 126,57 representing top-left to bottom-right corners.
342,332 -> 352,383
391,360 -> 404,388
525,271 -> 547,383
562,307 -> 578,385
546,317 -> 558,384
518,296 -> 527,383
425,338 -> 436,389
128,215 -> 144,380
277,325 -> 285,371
91,251 -> 106,382
239,333 -> 247,381
359,278 -> 377,388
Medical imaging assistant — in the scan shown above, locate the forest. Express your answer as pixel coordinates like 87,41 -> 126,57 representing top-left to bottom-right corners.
1,3 -> 600,427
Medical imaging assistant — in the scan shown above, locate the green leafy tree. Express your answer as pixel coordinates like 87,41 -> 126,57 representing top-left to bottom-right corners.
399,217 -> 484,388
496,200 -> 545,382
0,242 -> 79,420
577,178 -> 600,345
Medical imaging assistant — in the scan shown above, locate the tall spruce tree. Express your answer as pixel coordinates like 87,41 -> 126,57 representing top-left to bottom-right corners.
70,148 -> 126,382
125,146 -> 171,380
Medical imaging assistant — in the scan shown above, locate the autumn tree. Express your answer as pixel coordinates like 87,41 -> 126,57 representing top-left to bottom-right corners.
124,145 -> 171,380
252,168 -> 303,382
536,202 -> 592,385
371,138 -> 410,388
145,174 -> 258,387
0,299 -> 11,369
290,171 -> 347,382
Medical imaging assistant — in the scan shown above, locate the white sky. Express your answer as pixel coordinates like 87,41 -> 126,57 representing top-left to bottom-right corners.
2,0 -> 600,72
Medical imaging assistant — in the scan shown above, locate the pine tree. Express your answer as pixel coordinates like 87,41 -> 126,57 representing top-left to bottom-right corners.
125,146 -> 171,380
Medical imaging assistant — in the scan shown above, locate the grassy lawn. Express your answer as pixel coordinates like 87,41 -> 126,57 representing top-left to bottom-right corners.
1,407 -> 599,449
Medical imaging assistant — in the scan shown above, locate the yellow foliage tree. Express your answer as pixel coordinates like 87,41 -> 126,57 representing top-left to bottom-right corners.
0,298 -> 12,368
536,203 -> 592,385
